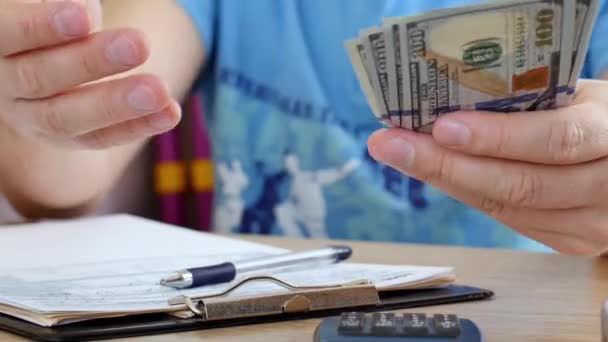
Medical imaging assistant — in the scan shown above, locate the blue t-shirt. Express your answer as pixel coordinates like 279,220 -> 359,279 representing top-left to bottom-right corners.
176,0 -> 608,251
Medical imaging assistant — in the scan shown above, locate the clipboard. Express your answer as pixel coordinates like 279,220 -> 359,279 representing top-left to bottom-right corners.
0,274 -> 493,342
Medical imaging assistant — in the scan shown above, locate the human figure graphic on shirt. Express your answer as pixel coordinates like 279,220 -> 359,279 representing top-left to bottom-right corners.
240,161 -> 289,235
214,160 -> 249,233
275,154 -> 361,238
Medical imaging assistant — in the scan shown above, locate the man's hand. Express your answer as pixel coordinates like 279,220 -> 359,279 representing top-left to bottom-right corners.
368,79 -> 608,256
0,0 -> 180,149
0,0 -> 202,218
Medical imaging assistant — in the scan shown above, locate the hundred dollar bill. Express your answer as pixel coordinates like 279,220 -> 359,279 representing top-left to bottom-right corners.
359,28 -> 391,125
394,0 -> 575,129
344,39 -> 389,125
569,0 -> 600,88
384,19 -> 414,130
384,25 -> 406,128
384,9 -> 469,130
383,16 -> 424,130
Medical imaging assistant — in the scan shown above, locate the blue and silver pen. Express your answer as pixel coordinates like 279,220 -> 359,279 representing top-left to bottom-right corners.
159,245 -> 352,289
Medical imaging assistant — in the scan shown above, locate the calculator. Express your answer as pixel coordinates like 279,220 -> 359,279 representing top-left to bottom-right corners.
314,312 -> 483,342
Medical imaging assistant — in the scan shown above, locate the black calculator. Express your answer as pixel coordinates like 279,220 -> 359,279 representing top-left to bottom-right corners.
314,312 -> 483,342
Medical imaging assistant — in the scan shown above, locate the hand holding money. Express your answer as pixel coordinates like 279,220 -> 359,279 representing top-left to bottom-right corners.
346,0 -> 600,131
369,78 -> 608,256
361,1 -> 608,256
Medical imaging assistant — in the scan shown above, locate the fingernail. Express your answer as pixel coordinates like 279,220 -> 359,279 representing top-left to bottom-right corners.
127,85 -> 158,111
148,112 -> 176,130
380,138 -> 415,167
434,120 -> 471,146
53,5 -> 89,37
105,36 -> 140,66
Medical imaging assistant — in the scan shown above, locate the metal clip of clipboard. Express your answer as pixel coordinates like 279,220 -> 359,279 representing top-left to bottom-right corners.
167,275 -> 380,321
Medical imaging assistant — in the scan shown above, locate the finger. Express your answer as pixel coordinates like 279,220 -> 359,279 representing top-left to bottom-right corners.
14,74 -> 172,138
0,1 -> 90,56
451,188 -> 608,255
76,101 -> 181,149
432,101 -> 608,165
402,166 -> 608,255
456,195 -> 602,255
2,28 -> 149,99
500,207 -> 608,254
368,128 -> 596,209
517,228 -> 604,256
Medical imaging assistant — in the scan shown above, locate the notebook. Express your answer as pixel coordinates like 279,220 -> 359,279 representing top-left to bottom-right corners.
0,215 -> 456,327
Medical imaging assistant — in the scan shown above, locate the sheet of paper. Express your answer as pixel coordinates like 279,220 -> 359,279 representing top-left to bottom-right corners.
0,215 -> 453,324
0,214 -> 286,271
0,257 -> 452,314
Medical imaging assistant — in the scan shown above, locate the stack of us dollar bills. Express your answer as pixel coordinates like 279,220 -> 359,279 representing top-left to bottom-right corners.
346,0 -> 600,131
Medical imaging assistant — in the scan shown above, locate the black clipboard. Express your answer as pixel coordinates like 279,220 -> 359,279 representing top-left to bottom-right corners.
0,283 -> 493,342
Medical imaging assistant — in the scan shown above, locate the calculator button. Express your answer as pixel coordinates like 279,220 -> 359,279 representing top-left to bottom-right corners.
402,313 -> 429,337
433,314 -> 461,337
371,312 -> 397,335
338,312 -> 365,334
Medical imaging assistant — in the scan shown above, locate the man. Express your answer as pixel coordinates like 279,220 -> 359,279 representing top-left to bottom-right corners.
0,0 -> 607,255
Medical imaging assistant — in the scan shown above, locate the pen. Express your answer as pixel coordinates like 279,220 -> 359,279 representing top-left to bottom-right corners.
159,245 -> 353,289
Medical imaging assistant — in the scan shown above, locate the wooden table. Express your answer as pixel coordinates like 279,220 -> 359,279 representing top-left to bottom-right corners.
2,236 -> 607,342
